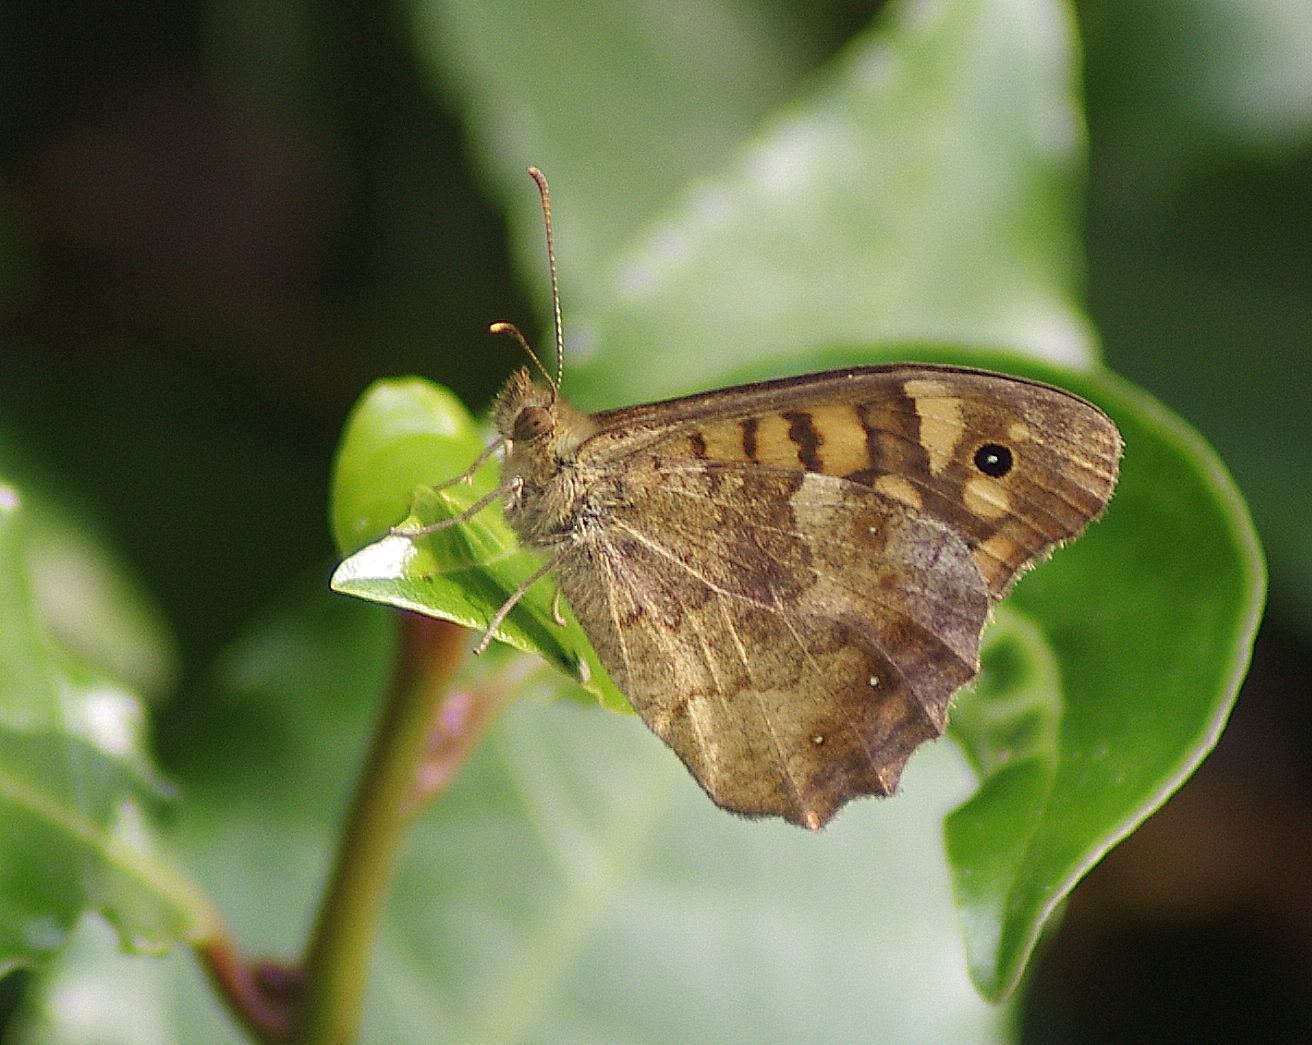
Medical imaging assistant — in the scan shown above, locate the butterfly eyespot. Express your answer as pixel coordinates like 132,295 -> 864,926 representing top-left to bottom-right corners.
514,406 -> 554,441
974,444 -> 1013,478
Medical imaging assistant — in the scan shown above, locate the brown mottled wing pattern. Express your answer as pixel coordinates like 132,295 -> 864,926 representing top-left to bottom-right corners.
550,456 -> 990,828
499,363 -> 1121,828
586,364 -> 1122,596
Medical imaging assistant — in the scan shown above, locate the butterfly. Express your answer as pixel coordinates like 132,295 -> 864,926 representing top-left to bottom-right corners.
405,170 -> 1122,829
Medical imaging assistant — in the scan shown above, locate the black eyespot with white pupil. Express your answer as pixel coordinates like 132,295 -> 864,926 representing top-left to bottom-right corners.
974,443 -> 1013,478
513,406 -> 553,442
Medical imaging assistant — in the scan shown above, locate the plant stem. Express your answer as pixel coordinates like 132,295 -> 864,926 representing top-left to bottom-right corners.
198,937 -> 300,1044
290,612 -> 471,1045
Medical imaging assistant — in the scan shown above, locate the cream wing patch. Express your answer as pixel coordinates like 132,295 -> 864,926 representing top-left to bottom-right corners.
963,477 -> 1011,520
903,380 -> 964,477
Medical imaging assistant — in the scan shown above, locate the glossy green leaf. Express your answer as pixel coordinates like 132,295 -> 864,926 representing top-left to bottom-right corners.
330,380 -> 629,713
0,483 -> 214,977
329,377 -> 492,557
937,357 -> 1265,1000
573,0 -> 1094,408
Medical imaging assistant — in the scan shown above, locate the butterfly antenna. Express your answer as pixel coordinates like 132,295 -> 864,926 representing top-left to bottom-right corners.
489,320 -> 553,389
527,166 -> 565,393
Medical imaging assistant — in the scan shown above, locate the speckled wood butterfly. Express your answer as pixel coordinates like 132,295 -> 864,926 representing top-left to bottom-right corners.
404,169 -> 1122,829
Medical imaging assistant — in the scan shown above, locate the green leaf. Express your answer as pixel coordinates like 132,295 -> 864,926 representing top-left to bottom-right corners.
572,0 -> 1095,408
330,380 -> 629,713
329,377 -> 492,557
0,483 -> 215,976
9,587 -> 403,1044
940,359 -> 1265,1000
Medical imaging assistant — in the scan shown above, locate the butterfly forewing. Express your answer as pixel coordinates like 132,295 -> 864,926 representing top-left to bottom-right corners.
582,364 -> 1121,595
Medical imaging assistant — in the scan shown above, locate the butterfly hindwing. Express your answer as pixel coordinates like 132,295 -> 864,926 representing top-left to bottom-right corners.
548,454 -> 989,828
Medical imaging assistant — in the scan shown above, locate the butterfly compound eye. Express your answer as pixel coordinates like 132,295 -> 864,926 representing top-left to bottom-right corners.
513,405 -> 554,442
973,443 -> 1013,478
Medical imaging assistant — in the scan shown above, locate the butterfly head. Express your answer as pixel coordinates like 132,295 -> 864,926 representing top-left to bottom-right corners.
493,366 -> 596,485
493,366 -> 554,437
